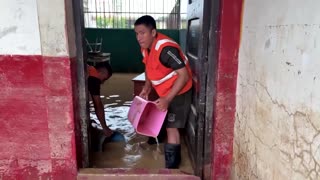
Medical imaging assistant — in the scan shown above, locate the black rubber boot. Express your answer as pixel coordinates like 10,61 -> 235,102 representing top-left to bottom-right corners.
164,144 -> 181,169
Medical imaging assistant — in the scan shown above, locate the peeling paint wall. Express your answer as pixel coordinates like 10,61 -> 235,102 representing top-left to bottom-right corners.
0,0 -> 79,179
233,0 -> 320,179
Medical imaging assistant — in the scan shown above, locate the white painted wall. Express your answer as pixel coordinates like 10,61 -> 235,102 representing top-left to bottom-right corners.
0,0 -> 75,57
233,0 -> 320,179
0,0 -> 41,55
36,0 -> 70,57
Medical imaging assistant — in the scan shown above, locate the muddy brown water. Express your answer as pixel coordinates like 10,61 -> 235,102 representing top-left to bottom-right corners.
89,73 -> 193,174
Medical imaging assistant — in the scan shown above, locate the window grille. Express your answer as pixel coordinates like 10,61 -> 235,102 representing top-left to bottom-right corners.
83,0 -> 185,29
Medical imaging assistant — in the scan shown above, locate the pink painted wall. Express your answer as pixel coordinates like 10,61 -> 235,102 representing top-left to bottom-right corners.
0,0 -> 79,179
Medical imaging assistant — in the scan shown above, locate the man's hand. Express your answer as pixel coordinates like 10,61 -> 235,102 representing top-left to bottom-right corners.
154,97 -> 171,111
139,74 -> 152,100
92,95 -> 113,137
103,127 -> 113,137
139,87 -> 151,100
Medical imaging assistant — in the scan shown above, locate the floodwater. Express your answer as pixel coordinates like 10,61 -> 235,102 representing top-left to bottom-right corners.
89,73 -> 193,174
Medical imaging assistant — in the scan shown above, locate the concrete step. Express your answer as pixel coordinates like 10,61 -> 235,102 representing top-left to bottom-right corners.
78,168 -> 200,180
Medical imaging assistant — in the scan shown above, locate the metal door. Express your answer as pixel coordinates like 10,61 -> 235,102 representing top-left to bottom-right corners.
184,0 -> 212,177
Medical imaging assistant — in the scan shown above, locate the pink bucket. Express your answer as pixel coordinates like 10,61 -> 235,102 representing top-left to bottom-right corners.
127,96 -> 167,137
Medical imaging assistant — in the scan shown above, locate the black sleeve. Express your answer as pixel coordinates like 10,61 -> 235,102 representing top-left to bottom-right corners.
88,76 -> 101,96
159,46 -> 186,70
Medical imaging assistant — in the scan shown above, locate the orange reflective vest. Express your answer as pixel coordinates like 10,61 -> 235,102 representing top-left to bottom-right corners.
141,33 -> 192,97
88,65 -> 100,79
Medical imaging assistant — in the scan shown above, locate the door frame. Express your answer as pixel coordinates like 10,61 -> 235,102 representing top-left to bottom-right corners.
208,0 -> 243,179
184,0 -> 214,178
71,1 -> 243,179
72,0 -> 90,168
202,0 -> 220,178
184,0 -> 242,179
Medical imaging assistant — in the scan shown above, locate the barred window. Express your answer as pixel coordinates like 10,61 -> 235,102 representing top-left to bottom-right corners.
83,0 -> 184,29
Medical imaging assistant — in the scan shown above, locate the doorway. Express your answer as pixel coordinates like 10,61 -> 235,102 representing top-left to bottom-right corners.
72,0 -> 216,179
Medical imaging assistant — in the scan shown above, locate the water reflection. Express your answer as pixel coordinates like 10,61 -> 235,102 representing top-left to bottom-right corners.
90,94 -> 192,173
90,95 -> 135,142
90,94 -> 164,168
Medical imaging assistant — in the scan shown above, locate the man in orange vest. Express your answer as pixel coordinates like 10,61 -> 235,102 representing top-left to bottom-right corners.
134,15 -> 192,169
88,62 -> 114,138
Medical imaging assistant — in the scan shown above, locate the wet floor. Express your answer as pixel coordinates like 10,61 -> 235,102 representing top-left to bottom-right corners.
89,73 -> 193,174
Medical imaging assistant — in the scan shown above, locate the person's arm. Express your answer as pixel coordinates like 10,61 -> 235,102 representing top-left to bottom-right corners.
88,76 -> 113,137
164,67 -> 189,102
155,46 -> 190,111
155,67 -> 189,111
91,95 -> 113,136
139,72 -> 152,100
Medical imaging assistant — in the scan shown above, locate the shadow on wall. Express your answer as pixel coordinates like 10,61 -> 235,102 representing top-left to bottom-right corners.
85,28 -> 180,73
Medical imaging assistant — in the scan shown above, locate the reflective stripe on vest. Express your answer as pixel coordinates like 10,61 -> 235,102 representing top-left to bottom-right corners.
151,71 -> 177,86
150,58 -> 188,86
155,39 -> 177,51
154,38 -> 189,63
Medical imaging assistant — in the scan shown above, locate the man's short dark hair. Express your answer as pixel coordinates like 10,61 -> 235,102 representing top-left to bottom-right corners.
95,62 -> 113,77
134,15 -> 157,30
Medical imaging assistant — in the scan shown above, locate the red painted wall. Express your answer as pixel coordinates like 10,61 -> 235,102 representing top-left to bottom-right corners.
0,55 -> 77,179
211,0 -> 243,179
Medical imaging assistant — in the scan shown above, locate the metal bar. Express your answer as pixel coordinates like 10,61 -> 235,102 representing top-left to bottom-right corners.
108,0 -> 111,28
84,0 -> 181,29
95,0 -> 98,27
116,0 -> 118,28
97,0 -> 100,28
163,0 -> 165,29
124,0 -> 126,28
112,0 -> 115,28
121,0 -> 123,28
178,0 -> 181,29
129,0 -> 131,28
103,1 -> 106,28
86,11 -> 178,14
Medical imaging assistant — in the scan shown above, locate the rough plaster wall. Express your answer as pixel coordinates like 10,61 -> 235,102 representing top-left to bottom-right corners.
0,0 -> 41,55
36,0 -> 69,56
233,0 -> 320,179
65,0 -> 77,58
0,0 -> 78,178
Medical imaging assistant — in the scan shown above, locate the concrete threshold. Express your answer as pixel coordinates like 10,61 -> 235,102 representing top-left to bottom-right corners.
78,168 -> 200,180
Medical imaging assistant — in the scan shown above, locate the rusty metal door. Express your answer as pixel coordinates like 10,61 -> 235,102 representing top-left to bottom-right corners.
184,0 -> 213,177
